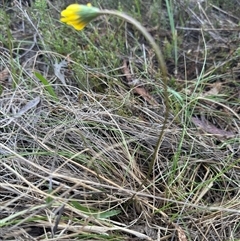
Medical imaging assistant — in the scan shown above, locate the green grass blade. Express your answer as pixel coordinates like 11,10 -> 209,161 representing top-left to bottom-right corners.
34,71 -> 58,101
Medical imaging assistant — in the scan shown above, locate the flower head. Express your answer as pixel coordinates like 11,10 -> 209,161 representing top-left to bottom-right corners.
60,3 -> 100,30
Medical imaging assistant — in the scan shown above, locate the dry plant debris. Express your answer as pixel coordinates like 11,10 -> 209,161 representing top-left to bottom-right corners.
0,0 -> 240,240
122,59 -> 159,106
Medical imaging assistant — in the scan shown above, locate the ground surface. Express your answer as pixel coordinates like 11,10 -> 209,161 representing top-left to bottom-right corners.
0,0 -> 240,240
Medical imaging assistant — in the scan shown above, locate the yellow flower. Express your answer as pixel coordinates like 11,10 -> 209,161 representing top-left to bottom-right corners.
60,3 -> 100,30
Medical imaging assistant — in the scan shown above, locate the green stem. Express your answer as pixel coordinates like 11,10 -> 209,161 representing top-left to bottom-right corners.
100,10 -> 170,188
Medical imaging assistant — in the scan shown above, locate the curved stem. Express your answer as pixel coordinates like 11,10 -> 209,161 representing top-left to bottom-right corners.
100,10 -> 170,188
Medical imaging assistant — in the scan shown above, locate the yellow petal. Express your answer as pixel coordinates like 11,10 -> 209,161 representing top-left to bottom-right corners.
71,23 -> 86,30
61,14 -> 79,21
64,4 -> 81,11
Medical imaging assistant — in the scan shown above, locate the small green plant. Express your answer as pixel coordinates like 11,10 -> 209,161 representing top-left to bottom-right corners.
60,2 -> 169,189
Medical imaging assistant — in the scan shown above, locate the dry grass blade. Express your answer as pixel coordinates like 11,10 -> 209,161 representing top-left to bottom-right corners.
0,0 -> 240,240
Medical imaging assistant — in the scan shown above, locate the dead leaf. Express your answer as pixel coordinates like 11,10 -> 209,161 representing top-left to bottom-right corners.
15,96 -> 41,118
192,116 -> 235,138
202,82 -> 222,97
0,97 -> 41,128
176,225 -> 188,241
0,68 -> 10,82
122,60 -> 158,105
54,60 -> 68,85
134,86 -> 159,105
170,222 -> 188,241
